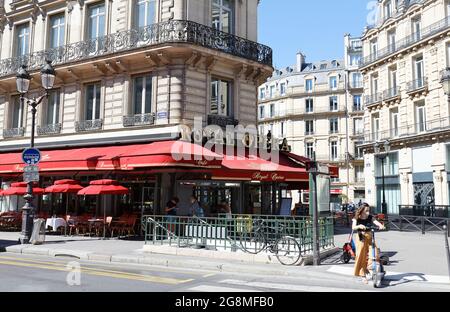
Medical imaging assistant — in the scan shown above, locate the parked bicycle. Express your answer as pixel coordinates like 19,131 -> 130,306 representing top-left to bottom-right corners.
239,218 -> 301,266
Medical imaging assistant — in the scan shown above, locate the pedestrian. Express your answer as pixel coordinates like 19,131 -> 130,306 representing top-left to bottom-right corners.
165,197 -> 179,233
190,195 -> 204,218
352,203 -> 385,284
220,201 -> 232,219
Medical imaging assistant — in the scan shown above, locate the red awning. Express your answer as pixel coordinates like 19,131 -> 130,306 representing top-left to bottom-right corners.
212,152 -> 309,182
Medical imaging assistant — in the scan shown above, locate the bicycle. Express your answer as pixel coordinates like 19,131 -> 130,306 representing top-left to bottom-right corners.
239,219 -> 301,266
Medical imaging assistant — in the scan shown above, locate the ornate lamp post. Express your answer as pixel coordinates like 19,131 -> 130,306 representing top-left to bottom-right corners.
441,68 -> 450,106
374,140 -> 391,220
17,61 -> 56,244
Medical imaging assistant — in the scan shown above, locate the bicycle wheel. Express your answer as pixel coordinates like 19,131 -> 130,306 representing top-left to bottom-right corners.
274,236 -> 301,266
240,230 -> 266,254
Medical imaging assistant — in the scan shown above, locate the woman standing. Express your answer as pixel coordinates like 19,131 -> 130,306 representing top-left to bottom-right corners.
352,203 -> 385,283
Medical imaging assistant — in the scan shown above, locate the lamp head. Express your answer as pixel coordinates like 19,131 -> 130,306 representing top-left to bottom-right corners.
41,60 -> 56,90
16,65 -> 31,94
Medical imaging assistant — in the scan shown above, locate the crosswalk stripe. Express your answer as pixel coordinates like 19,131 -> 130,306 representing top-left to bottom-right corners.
188,285 -> 261,292
218,279 -> 371,292
327,265 -> 450,285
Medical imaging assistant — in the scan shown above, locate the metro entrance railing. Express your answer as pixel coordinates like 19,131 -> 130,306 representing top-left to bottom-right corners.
142,215 -> 334,255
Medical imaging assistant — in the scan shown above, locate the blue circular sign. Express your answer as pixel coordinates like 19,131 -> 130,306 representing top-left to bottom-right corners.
22,148 -> 41,165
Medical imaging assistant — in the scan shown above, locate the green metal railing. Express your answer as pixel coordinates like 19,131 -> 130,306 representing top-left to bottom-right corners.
143,215 -> 334,255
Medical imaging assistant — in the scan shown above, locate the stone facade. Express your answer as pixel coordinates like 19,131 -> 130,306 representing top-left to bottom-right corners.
257,35 -> 365,204
0,0 -> 273,151
360,0 -> 450,213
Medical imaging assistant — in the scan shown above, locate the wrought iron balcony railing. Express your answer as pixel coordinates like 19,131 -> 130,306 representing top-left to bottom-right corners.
363,116 -> 450,144
383,86 -> 401,100
406,77 -> 428,93
37,123 -> 62,136
207,114 -> 239,128
123,113 -> 155,127
365,93 -> 383,106
0,20 -> 272,79
362,15 -> 450,67
75,119 -> 103,132
3,127 -> 25,138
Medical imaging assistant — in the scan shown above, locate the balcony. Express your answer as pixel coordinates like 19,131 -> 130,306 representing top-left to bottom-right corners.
362,15 -> 450,67
304,131 -> 315,136
207,115 -> 239,128
383,86 -> 401,101
350,82 -> 363,89
75,119 -> 103,132
352,104 -> 364,113
363,116 -> 450,144
406,77 -> 428,94
0,20 -> 272,80
123,113 -> 155,127
3,127 -> 25,138
37,123 -> 62,136
365,93 -> 383,107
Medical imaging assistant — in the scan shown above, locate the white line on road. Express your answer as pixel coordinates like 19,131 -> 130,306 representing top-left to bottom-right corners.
188,285 -> 261,292
327,266 -> 450,285
218,279 -> 372,292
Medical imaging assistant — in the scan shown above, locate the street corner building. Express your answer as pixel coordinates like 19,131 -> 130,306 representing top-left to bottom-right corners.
359,0 -> 450,215
0,0 -> 327,220
257,35 -> 365,207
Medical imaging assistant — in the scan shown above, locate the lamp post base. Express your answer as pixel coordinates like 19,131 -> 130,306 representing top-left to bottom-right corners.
20,200 -> 34,245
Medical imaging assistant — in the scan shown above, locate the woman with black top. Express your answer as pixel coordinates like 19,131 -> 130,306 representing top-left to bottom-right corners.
352,203 -> 385,283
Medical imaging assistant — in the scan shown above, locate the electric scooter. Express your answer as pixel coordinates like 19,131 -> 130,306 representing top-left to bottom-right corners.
365,225 -> 386,288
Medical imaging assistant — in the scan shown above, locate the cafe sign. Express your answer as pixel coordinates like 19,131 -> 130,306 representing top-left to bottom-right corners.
252,172 -> 286,182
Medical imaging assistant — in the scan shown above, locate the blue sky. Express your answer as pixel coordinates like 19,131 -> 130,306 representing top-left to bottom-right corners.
258,0 -> 372,69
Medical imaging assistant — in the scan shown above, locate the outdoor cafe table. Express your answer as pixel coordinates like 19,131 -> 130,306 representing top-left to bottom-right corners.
88,218 -> 105,236
45,217 -> 67,232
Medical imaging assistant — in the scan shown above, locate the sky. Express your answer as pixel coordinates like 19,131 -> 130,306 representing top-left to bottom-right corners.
258,0 -> 373,69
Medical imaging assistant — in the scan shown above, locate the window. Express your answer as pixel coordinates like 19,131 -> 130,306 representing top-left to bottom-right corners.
135,0 -> 156,28
352,73 -> 362,88
269,104 -> 275,118
353,95 -> 362,111
329,76 -> 338,90
16,23 -> 30,56
88,3 -> 105,40
305,79 -> 313,92
258,105 -> 265,119
280,121 -> 286,137
329,96 -> 338,111
384,1 -> 392,19
349,54 -> 361,66
389,67 -> 398,90
305,98 -> 314,113
447,0 -> 450,16
415,102 -> 426,133
447,43 -> 450,67
372,114 -> 380,141
269,85 -> 275,98
259,88 -> 265,100
49,14 -> 65,48
376,152 -> 399,176
85,83 -> 101,121
330,141 -> 338,161
371,74 -> 379,94
354,118 -> 363,135
355,166 -> 365,183
412,17 -> 421,41
306,142 -> 314,159
329,118 -> 339,134
391,109 -> 399,137
280,83 -> 286,96
258,125 -> 264,136
414,55 -> 424,86
212,0 -> 234,33
211,78 -> 232,116
133,75 -> 152,115
45,90 -> 60,125
355,143 -> 364,159
305,120 -> 314,135
370,39 -> 378,58
11,96 -> 24,128
387,30 -> 396,52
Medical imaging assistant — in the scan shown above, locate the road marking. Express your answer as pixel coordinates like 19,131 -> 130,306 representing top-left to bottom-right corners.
0,259 -> 193,285
188,285 -> 261,292
218,279 -> 372,292
203,273 -> 217,278
327,265 -> 450,285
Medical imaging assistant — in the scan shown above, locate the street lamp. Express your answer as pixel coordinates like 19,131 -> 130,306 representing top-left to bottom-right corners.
16,60 -> 56,244
373,140 -> 391,220
441,68 -> 450,96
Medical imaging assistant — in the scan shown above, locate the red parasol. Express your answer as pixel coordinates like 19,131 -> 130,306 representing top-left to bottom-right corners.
77,179 -> 129,196
45,179 -> 84,236
2,182 -> 45,196
77,180 -> 129,239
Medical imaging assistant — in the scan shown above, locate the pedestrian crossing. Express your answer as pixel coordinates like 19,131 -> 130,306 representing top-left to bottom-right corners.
188,279 -> 372,292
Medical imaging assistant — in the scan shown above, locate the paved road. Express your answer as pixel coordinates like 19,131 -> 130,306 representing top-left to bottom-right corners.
0,253 -> 448,292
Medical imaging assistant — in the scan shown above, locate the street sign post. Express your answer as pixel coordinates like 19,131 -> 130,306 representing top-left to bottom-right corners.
23,172 -> 40,183
22,148 -> 41,165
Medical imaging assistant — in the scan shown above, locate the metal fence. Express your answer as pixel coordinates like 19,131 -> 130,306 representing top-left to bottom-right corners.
143,215 -> 334,255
